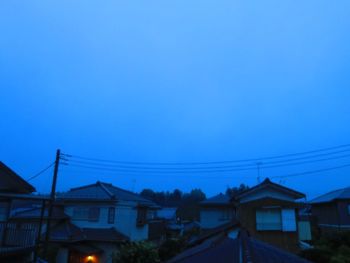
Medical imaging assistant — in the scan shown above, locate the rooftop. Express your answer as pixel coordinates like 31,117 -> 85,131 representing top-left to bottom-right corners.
234,178 -> 305,201
310,186 -> 350,204
0,162 -> 36,194
168,229 -> 310,263
58,181 -> 157,207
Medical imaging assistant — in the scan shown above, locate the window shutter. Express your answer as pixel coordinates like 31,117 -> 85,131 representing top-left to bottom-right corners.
282,209 -> 296,232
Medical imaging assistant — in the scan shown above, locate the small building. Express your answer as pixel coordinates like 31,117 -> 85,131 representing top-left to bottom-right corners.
234,178 -> 306,253
199,193 -> 234,229
311,186 -> 350,232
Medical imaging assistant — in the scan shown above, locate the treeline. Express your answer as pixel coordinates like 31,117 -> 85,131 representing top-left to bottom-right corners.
140,188 -> 206,221
139,184 -> 249,221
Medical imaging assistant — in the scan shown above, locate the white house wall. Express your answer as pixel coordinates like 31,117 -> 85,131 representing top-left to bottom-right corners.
64,200 -> 148,241
200,208 -> 233,229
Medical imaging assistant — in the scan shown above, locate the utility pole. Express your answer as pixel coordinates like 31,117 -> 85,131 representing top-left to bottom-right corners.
43,149 -> 61,260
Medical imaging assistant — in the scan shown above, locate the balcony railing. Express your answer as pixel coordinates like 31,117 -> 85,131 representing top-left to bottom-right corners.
0,222 -> 37,249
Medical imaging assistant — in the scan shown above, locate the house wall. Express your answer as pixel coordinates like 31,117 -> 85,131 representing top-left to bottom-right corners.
199,207 -> 235,229
64,200 -> 148,241
312,200 -> 350,229
115,201 -> 148,241
237,198 -> 300,253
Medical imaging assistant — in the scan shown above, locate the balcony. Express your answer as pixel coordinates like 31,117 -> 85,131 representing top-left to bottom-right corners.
0,222 -> 37,255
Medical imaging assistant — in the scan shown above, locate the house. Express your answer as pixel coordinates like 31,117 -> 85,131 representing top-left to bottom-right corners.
199,178 -> 306,253
233,178 -> 306,253
310,186 -> 350,232
167,223 -> 310,263
199,193 -> 234,229
48,181 -> 159,263
0,161 -> 41,262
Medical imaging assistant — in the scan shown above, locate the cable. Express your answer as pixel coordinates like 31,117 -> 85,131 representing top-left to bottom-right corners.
61,143 -> 350,166
63,153 -> 350,174
65,152 -> 350,171
271,163 -> 350,179
27,162 -> 55,181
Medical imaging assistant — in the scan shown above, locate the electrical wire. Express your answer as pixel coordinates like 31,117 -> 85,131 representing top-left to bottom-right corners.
27,162 -> 55,181
61,143 -> 350,166
64,152 -> 350,171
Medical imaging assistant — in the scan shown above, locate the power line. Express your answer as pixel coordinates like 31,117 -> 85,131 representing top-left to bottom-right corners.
63,153 -> 350,174
271,163 -> 350,179
27,162 -> 55,181
62,143 -> 350,166
64,152 -> 350,171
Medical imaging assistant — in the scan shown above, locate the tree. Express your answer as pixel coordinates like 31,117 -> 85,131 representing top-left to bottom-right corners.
112,241 -> 160,263
226,184 -> 249,198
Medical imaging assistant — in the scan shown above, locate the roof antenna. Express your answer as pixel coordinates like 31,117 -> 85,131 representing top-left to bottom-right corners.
256,162 -> 262,184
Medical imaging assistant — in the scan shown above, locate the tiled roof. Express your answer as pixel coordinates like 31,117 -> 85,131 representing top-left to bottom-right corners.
310,187 -> 350,204
234,178 -> 305,201
58,181 -> 157,207
200,193 -> 231,206
168,229 -> 310,263
49,221 -> 128,242
0,162 -> 35,194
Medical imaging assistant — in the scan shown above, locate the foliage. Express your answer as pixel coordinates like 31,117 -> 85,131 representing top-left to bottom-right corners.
140,188 -> 206,220
158,237 -> 187,261
112,241 -> 160,263
300,231 -> 350,263
225,183 -> 249,198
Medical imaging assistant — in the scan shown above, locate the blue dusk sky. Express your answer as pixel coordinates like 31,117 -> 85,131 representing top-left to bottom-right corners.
1,1 -> 350,199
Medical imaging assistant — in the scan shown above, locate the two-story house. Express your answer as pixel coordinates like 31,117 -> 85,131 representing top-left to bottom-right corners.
49,181 -> 158,263
311,186 -> 350,232
199,178 -> 306,253
0,161 -> 41,262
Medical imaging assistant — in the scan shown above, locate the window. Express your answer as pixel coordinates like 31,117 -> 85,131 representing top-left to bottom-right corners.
256,208 -> 282,230
108,207 -> 115,224
281,209 -> 296,232
137,207 -> 147,226
72,207 -> 100,222
220,209 -> 231,220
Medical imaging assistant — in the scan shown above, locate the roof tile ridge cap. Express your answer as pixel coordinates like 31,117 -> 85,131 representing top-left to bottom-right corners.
99,182 -> 116,199
239,230 -> 254,263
